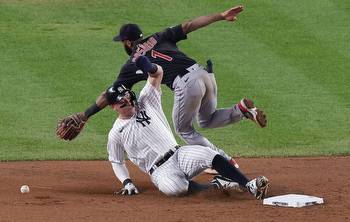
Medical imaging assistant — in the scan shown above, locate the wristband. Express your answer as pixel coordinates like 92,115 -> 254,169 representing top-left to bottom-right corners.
135,56 -> 158,74
84,103 -> 101,118
123,178 -> 133,186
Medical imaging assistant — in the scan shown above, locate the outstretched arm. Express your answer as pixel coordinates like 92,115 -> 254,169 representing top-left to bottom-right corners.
135,56 -> 163,91
182,5 -> 243,35
83,91 -> 108,119
56,91 -> 109,141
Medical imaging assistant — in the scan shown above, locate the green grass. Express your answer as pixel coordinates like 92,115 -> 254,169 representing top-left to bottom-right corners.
0,0 -> 349,160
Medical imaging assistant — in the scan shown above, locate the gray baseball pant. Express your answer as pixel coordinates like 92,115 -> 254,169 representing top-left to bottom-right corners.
172,64 -> 244,159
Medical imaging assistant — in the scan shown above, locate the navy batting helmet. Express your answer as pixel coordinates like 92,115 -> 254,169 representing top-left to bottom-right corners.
105,84 -> 137,105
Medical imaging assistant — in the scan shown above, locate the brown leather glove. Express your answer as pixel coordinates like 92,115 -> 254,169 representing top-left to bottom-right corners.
56,112 -> 87,141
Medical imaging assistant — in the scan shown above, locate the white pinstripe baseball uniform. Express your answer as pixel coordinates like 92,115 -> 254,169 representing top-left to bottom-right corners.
107,81 -> 219,196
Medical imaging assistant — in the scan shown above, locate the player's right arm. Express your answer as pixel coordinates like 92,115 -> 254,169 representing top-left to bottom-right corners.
83,91 -> 108,119
181,5 -> 244,35
111,162 -> 139,195
81,62 -> 144,120
56,91 -> 108,141
108,131 -> 139,195
135,56 -> 163,91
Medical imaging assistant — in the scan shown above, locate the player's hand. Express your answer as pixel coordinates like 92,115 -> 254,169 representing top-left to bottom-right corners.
116,182 -> 139,195
56,112 -> 87,141
221,5 -> 244,22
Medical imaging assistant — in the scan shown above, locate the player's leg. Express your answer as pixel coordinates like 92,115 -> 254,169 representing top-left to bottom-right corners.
197,71 -> 267,128
175,145 -> 238,193
172,74 -> 231,160
176,145 -> 234,180
176,145 -> 269,199
150,159 -> 189,196
150,152 -> 219,195
211,154 -> 269,199
197,71 -> 244,128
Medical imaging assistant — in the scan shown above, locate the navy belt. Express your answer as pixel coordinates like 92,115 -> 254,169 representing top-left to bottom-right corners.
149,145 -> 180,175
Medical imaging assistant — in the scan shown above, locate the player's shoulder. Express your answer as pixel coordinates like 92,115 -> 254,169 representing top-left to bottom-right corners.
120,59 -> 137,72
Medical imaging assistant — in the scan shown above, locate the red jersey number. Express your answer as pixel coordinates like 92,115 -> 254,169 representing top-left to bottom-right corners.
151,50 -> 173,62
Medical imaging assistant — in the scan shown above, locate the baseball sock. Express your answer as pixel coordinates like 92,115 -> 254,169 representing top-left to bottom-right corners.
135,55 -> 158,74
187,180 -> 214,194
212,154 -> 249,186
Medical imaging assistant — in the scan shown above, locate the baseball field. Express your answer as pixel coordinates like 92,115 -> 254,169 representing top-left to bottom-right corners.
0,0 -> 349,221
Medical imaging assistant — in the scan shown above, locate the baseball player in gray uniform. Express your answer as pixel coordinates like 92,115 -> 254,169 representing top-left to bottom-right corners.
106,55 -> 269,198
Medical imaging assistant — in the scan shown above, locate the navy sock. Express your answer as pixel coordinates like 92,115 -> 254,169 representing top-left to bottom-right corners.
212,154 -> 249,186
187,180 -> 214,194
135,55 -> 158,74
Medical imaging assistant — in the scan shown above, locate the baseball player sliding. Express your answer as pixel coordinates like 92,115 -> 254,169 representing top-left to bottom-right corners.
106,55 -> 269,198
56,4 -> 267,173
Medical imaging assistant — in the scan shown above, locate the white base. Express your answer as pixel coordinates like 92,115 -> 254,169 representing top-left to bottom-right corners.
263,194 -> 324,208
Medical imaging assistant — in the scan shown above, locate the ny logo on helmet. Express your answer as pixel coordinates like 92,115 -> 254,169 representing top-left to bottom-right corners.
117,85 -> 126,93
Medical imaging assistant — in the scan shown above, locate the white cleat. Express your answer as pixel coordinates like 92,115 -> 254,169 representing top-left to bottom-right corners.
246,176 -> 269,200
211,175 -> 242,191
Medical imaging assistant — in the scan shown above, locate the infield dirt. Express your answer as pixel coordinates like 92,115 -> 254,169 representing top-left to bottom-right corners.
1,157 -> 349,222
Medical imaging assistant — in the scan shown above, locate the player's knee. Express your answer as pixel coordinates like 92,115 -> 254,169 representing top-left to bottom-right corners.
177,130 -> 207,146
176,129 -> 193,139
158,180 -> 188,196
174,123 -> 185,135
160,186 -> 188,196
173,119 -> 196,135
198,120 -> 211,128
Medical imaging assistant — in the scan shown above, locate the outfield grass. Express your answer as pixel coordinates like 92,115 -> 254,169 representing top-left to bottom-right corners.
0,0 -> 349,160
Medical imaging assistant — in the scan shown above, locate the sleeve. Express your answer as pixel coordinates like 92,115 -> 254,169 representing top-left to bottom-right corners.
138,80 -> 162,110
158,24 -> 187,43
107,129 -> 125,164
114,62 -> 148,89
111,162 -> 130,184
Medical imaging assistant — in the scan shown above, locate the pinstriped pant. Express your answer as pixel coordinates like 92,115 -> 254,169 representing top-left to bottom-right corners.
150,145 -> 219,196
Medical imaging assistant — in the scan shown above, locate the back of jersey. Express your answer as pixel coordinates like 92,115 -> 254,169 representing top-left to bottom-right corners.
132,24 -> 196,88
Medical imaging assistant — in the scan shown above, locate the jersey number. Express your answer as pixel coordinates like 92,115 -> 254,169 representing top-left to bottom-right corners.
151,50 -> 173,62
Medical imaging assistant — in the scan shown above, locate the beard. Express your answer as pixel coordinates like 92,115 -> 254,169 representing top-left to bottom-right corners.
124,45 -> 132,55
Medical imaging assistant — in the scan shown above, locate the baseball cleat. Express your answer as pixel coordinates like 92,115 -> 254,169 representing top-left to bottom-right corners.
246,176 -> 269,200
238,98 -> 267,128
211,175 -> 242,192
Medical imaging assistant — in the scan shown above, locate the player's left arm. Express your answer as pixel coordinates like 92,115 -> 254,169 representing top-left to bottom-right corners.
182,5 -> 243,35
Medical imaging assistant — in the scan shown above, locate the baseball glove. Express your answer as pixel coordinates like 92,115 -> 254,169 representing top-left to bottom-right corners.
56,112 -> 87,141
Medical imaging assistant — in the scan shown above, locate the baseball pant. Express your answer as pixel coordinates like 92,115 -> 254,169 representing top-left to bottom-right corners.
150,145 -> 219,196
172,65 -> 244,159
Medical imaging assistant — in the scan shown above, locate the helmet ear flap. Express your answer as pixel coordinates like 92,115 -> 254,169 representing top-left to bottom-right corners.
105,86 -> 117,105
